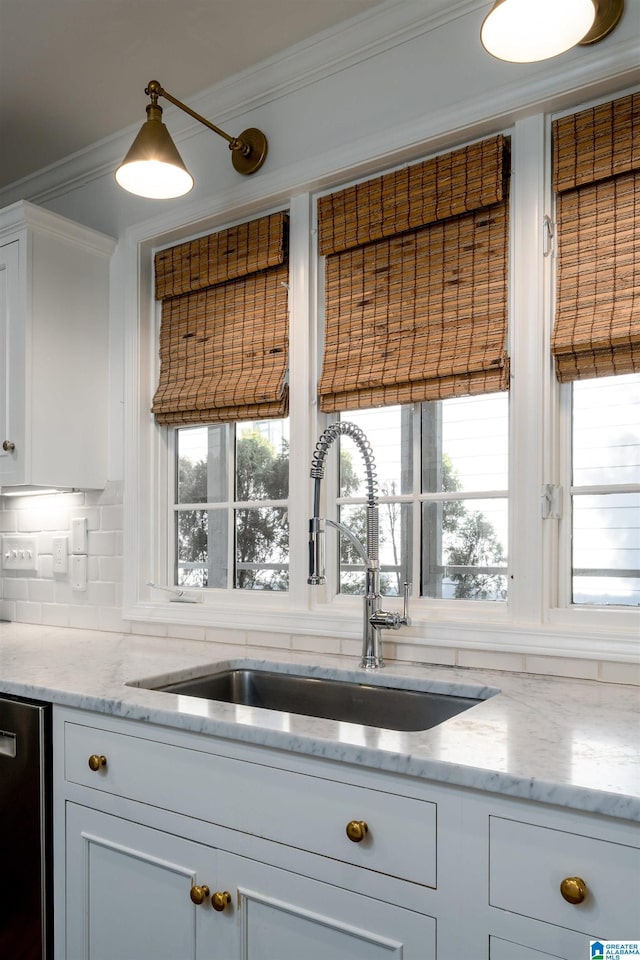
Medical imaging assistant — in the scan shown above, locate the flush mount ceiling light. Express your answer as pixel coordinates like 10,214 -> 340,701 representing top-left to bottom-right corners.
480,0 -> 624,63
115,80 -> 268,199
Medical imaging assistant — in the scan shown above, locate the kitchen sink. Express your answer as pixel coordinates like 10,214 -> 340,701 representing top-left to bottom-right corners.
136,666 -> 490,732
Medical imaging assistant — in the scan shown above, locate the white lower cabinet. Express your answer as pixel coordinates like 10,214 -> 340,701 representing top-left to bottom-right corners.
490,938 -> 564,960
65,804 -> 208,960
64,802 -> 434,960
54,707 -> 639,960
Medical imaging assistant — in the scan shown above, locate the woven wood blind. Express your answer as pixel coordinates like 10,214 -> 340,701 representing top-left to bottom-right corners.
317,135 -> 510,412
152,212 -> 289,425
552,93 -> 640,383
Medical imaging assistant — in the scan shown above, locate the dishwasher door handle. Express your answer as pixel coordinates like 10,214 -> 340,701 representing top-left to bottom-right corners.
0,729 -> 17,757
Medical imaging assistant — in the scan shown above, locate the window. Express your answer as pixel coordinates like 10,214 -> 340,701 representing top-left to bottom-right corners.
175,419 -> 290,590
131,94 -> 638,657
570,373 -> 639,607
552,92 -> 639,614
335,395 -> 509,601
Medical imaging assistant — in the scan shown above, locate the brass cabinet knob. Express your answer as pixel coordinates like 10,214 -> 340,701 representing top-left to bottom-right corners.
189,884 -> 210,905
88,754 -> 107,772
211,891 -> 232,912
346,820 -> 369,843
2,440 -> 15,452
560,876 -> 588,904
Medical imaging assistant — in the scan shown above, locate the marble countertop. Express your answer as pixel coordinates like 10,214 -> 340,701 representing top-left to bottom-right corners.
0,622 -> 638,821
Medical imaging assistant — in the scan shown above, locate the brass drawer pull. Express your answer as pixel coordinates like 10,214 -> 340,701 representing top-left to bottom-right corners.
560,876 -> 587,904
211,891 -> 232,912
346,819 -> 368,843
88,754 -> 107,772
189,884 -> 210,905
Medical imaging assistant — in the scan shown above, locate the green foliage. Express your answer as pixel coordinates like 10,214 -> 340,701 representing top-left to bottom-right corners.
177,427 -> 289,590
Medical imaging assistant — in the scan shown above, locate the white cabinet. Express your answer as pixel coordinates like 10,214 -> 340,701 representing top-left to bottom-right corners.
490,938 -> 564,960
0,201 -> 114,490
64,804 -> 434,960
56,709 -> 436,960
65,804 -> 209,960
53,707 -> 639,960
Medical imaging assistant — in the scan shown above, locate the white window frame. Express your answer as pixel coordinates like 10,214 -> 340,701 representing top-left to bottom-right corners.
122,106 -> 639,663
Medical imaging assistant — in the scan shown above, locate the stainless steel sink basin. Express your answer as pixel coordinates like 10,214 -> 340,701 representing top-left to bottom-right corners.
140,667 -> 488,732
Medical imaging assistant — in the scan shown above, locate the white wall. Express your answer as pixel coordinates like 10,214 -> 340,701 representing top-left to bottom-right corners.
1,0 -> 638,681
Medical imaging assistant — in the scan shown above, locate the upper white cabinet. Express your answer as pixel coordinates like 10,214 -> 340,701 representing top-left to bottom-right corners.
0,201 -> 115,490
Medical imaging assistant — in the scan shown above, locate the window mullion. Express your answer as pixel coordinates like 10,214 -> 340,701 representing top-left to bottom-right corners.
227,424 -> 236,593
509,114 -> 549,625
288,192 -> 314,610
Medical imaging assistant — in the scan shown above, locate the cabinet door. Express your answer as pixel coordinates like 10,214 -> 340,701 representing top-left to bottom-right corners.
0,240 -> 23,484
218,851 -> 436,960
65,803 -> 217,960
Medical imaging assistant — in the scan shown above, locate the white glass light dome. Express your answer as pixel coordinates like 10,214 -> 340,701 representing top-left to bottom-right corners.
481,0 -> 596,63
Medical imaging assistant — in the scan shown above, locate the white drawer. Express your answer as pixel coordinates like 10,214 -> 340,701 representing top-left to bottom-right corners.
64,719 -> 436,887
490,937 -> 564,960
489,816 -> 640,939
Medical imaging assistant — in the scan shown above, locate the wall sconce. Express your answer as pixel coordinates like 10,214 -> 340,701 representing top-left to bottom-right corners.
481,0 -> 624,63
115,80 -> 268,199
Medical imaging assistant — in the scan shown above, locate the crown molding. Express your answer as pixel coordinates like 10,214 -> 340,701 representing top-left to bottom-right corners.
0,0 -> 482,209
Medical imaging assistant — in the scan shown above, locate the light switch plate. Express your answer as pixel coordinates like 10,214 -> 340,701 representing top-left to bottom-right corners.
2,536 -> 38,571
72,517 -> 88,554
71,554 -> 87,591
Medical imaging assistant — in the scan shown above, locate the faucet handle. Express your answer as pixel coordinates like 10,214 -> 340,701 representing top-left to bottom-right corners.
401,581 -> 412,626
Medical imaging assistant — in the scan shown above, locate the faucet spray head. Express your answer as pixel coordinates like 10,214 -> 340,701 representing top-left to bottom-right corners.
308,516 -> 326,585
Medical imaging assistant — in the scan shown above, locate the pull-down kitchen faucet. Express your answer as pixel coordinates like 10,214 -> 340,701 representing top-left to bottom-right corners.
308,421 -> 411,669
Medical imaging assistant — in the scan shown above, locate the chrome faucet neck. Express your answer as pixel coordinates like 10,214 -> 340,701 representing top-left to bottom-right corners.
308,422 -> 410,669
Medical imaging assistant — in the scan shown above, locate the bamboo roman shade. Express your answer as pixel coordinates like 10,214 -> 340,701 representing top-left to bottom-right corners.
316,134 -> 511,412
152,211 -> 289,425
551,93 -> 640,382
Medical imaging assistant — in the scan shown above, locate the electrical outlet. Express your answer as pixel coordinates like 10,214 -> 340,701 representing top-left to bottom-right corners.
53,536 -> 68,574
2,536 -> 38,571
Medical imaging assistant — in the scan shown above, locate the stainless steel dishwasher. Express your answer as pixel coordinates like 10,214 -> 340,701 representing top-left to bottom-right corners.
0,694 -> 52,959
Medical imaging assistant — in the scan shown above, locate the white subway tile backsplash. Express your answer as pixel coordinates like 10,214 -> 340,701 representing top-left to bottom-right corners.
3,579 -> 29,600
203,627 -> 247,645
28,579 -> 55,603
291,633 -> 342,655
86,581 -> 118,606
70,507 -> 100,529
41,604 -> 70,627
599,660 -> 640,686
87,530 -> 118,556
99,556 -> 122,582
38,556 -> 54,579
524,655 -> 599,681
100,504 -> 123,530
456,649 -> 525,672
0,510 -> 17,531
68,605 -> 100,629
15,600 -> 42,622
165,623 -> 207,643
98,606 -> 132,634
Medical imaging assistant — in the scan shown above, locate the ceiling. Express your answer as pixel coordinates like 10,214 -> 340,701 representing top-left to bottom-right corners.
0,0 -> 387,191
